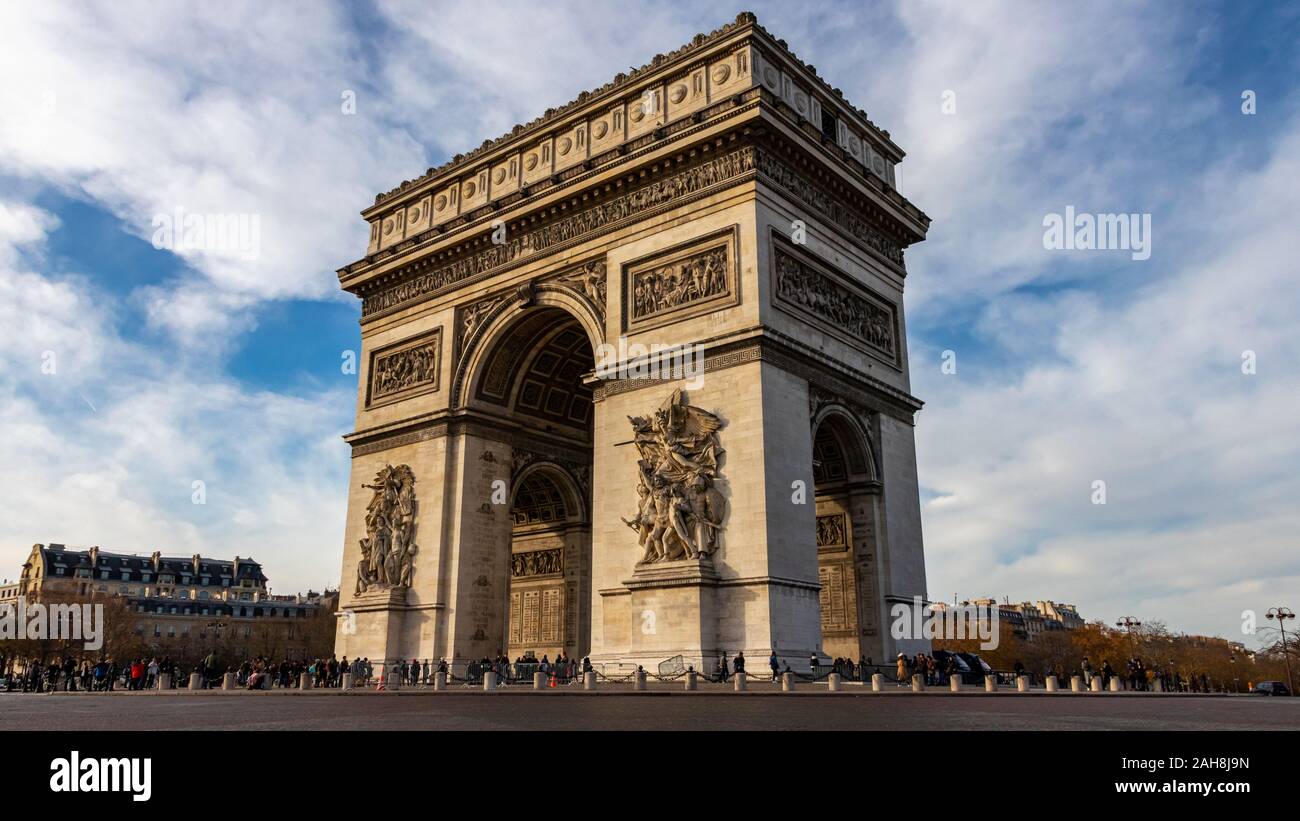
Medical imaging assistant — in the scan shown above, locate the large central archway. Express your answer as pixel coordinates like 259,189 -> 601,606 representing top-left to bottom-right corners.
467,305 -> 595,665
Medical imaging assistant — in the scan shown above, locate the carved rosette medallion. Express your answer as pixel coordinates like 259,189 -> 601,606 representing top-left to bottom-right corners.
622,389 -> 728,566
355,464 -> 418,595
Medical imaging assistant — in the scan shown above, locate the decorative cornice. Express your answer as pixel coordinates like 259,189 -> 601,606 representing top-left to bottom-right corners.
366,12 -> 903,212
354,140 -> 758,320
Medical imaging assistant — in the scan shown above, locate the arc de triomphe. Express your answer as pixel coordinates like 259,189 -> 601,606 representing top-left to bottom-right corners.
333,12 -> 932,675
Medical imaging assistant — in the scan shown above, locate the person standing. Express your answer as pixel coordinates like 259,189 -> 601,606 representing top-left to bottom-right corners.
769,651 -> 779,681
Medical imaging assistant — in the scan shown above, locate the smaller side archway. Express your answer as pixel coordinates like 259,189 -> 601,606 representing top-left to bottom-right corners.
504,462 -> 591,664
809,407 -> 885,668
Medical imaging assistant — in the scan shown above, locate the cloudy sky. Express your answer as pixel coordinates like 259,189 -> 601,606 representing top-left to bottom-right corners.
1,1 -> 1296,645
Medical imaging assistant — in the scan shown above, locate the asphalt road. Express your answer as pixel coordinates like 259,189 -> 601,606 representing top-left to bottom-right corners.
3,689 -> 1297,730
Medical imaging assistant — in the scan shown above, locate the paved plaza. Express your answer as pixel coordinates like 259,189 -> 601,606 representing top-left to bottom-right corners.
3,688 -> 1296,731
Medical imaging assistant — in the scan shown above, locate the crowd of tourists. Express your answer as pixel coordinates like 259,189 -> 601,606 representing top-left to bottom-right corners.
2,656 -> 187,692
1,650 -> 1235,693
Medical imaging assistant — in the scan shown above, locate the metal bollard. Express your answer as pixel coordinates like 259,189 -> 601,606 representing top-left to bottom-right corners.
483,672 -> 497,691
1153,678 -> 1163,693
188,672 -> 203,690
1091,676 -> 1103,692
341,673 -> 353,691
871,673 -> 884,692
583,671 -> 596,690
1016,676 -> 1029,693
734,671 -> 747,691
828,673 -> 841,692
1071,676 -> 1082,692
157,673 -> 170,691
300,672 -> 314,690
985,675 -> 998,692
781,672 -> 796,691
950,676 -> 961,692
634,670 -> 647,691
684,670 -> 698,691
911,674 -> 925,692
1109,677 -> 1121,692
533,672 -> 546,690
383,672 -> 398,691
1046,675 -> 1059,692
432,671 -> 447,690
222,672 -> 236,690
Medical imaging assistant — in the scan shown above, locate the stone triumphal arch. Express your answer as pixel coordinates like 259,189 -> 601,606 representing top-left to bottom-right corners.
334,13 -> 932,675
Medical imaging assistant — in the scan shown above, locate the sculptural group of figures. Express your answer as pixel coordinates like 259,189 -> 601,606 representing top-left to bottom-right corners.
372,342 -> 438,399
355,464 -> 418,595
632,247 -> 727,319
622,389 -> 728,564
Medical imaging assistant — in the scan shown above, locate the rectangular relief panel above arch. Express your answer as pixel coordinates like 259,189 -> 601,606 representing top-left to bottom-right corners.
365,327 -> 443,409
621,224 -> 741,335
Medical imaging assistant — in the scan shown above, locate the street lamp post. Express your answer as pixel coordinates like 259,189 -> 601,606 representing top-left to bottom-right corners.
1116,616 -> 1142,649
1265,607 -> 1295,696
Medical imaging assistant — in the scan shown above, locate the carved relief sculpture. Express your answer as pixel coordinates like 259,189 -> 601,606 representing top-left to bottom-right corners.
816,513 -> 847,548
369,330 -> 441,404
511,548 -> 564,578
555,260 -> 607,322
773,246 -> 897,361
622,389 -> 727,564
355,464 -> 418,595
631,246 -> 727,322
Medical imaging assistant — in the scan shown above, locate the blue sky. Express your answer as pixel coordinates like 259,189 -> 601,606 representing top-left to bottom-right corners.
1,1 -> 1297,645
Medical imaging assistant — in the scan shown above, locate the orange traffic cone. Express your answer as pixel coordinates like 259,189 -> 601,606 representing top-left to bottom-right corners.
549,673 -> 557,687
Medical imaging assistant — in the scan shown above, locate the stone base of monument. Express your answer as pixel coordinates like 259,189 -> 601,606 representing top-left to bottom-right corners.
1046,675 -> 1058,692
335,587 -> 408,666
985,675 -> 997,692
734,671 -> 747,691
607,558 -> 723,675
